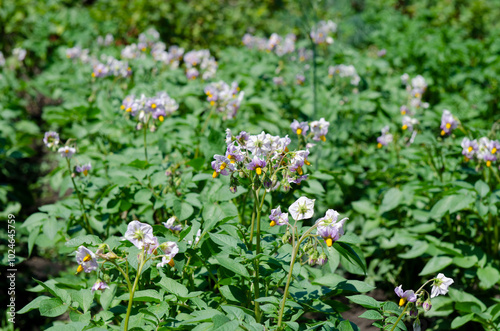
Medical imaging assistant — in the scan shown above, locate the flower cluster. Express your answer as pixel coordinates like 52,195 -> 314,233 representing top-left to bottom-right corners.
124,220 -> 179,268
66,46 -> 91,62
121,92 -> 178,128
310,20 -> 337,45
12,48 -> 27,62
328,64 -> 360,86
242,33 -> 296,56
204,81 -> 245,120
393,273 -> 453,327
183,49 -> 217,80
0,48 -> 27,65
270,197 -> 347,266
377,125 -> 393,148
91,55 -> 131,78
461,136 -> 500,167
399,73 -> 429,121
211,123 -> 328,191
151,44 -> 185,68
290,118 -> 330,142
97,33 -> 114,47
440,109 -> 458,136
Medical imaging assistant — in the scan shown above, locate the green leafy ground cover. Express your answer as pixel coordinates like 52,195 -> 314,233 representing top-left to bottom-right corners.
2,0 -> 500,330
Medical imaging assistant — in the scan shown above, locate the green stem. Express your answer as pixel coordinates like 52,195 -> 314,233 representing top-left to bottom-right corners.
124,251 -> 146,331
143,125 -> 148,163
253,189 -> 267,323
277,224 -> 318,327
110,260 -> 132,290
389,304 -> 409,331
66,159 -> 93,234
201,108 -> 214,134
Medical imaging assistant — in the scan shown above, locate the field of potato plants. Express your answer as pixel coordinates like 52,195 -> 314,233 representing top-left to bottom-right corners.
2,0 -> 500,330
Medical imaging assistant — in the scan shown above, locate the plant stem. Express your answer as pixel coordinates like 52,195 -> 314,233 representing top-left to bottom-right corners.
201,108 -> 214,134
252,189 -> 267,323
389,304 -> 409,331
124,251 -> 146,331
66,159 -> 93,234
143,125 -> 148,163
277,224 -> 318,327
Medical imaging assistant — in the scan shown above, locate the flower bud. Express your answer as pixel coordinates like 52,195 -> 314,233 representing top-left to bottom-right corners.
136,123 -> 143,130
308,256 -> 317,266
229,186 -> 237,193
282,230 -> 292,245
150,125 -> 156,132
316,253 -> 327,266
423,299 -> 432,311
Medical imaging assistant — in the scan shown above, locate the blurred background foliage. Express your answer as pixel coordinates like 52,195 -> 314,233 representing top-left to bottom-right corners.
2,0 -> 500,329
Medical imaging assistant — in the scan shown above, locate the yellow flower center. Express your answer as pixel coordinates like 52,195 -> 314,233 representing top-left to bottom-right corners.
468,146 -> 473,153
377,143 -> 382,149
486,160 -> 492,167
159,116 -> 164,122
212,171 -> 219,178
464,156 -> 470,162
168,259 -> 175,267
441,130 -> 446,136
151,103 -> 157,109
220,163 -> 227,170
320,135 -> 326,142
120,105 -> 125,110
297,166 -> 303,176
492,148 -> 497,154
256,167 -> 262,175
446,123 -> 451,129
91,72 -> 96,78
399,298 -> 406,307
402,125 -> 408,130
296,128 -> 302,135
210,101 -> 215,106
270,220 -> 276,227
304,159 -> 311,166
401,110 -> 406,115
325,238 -> 333,247
65,149 -> 69,154
83,170 -> 89,176
76,265 -> 84,274
126,107 -> 132,113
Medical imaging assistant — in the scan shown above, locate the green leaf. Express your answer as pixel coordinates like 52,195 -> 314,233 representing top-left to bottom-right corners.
347,295 -> 380,309
134,189 -> 153,204
380,188 -> 402,213
477,266 -> 500,289
159,277 -> 188,298
39,298 -> 68,317
65,235 -> 102,248
215,256 -> 250,279
475,180 -> 490,198
17,295 -> 50,314
398,241 -> 428,259
219,285 -> 247,303
117,290 -> 161,302
451,313 -> 474,329
174,200 -> 194,221
359,310 -> 383,320
334,242 -> 367,275
28,226 -> 40,257
419,256 -> 453,275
